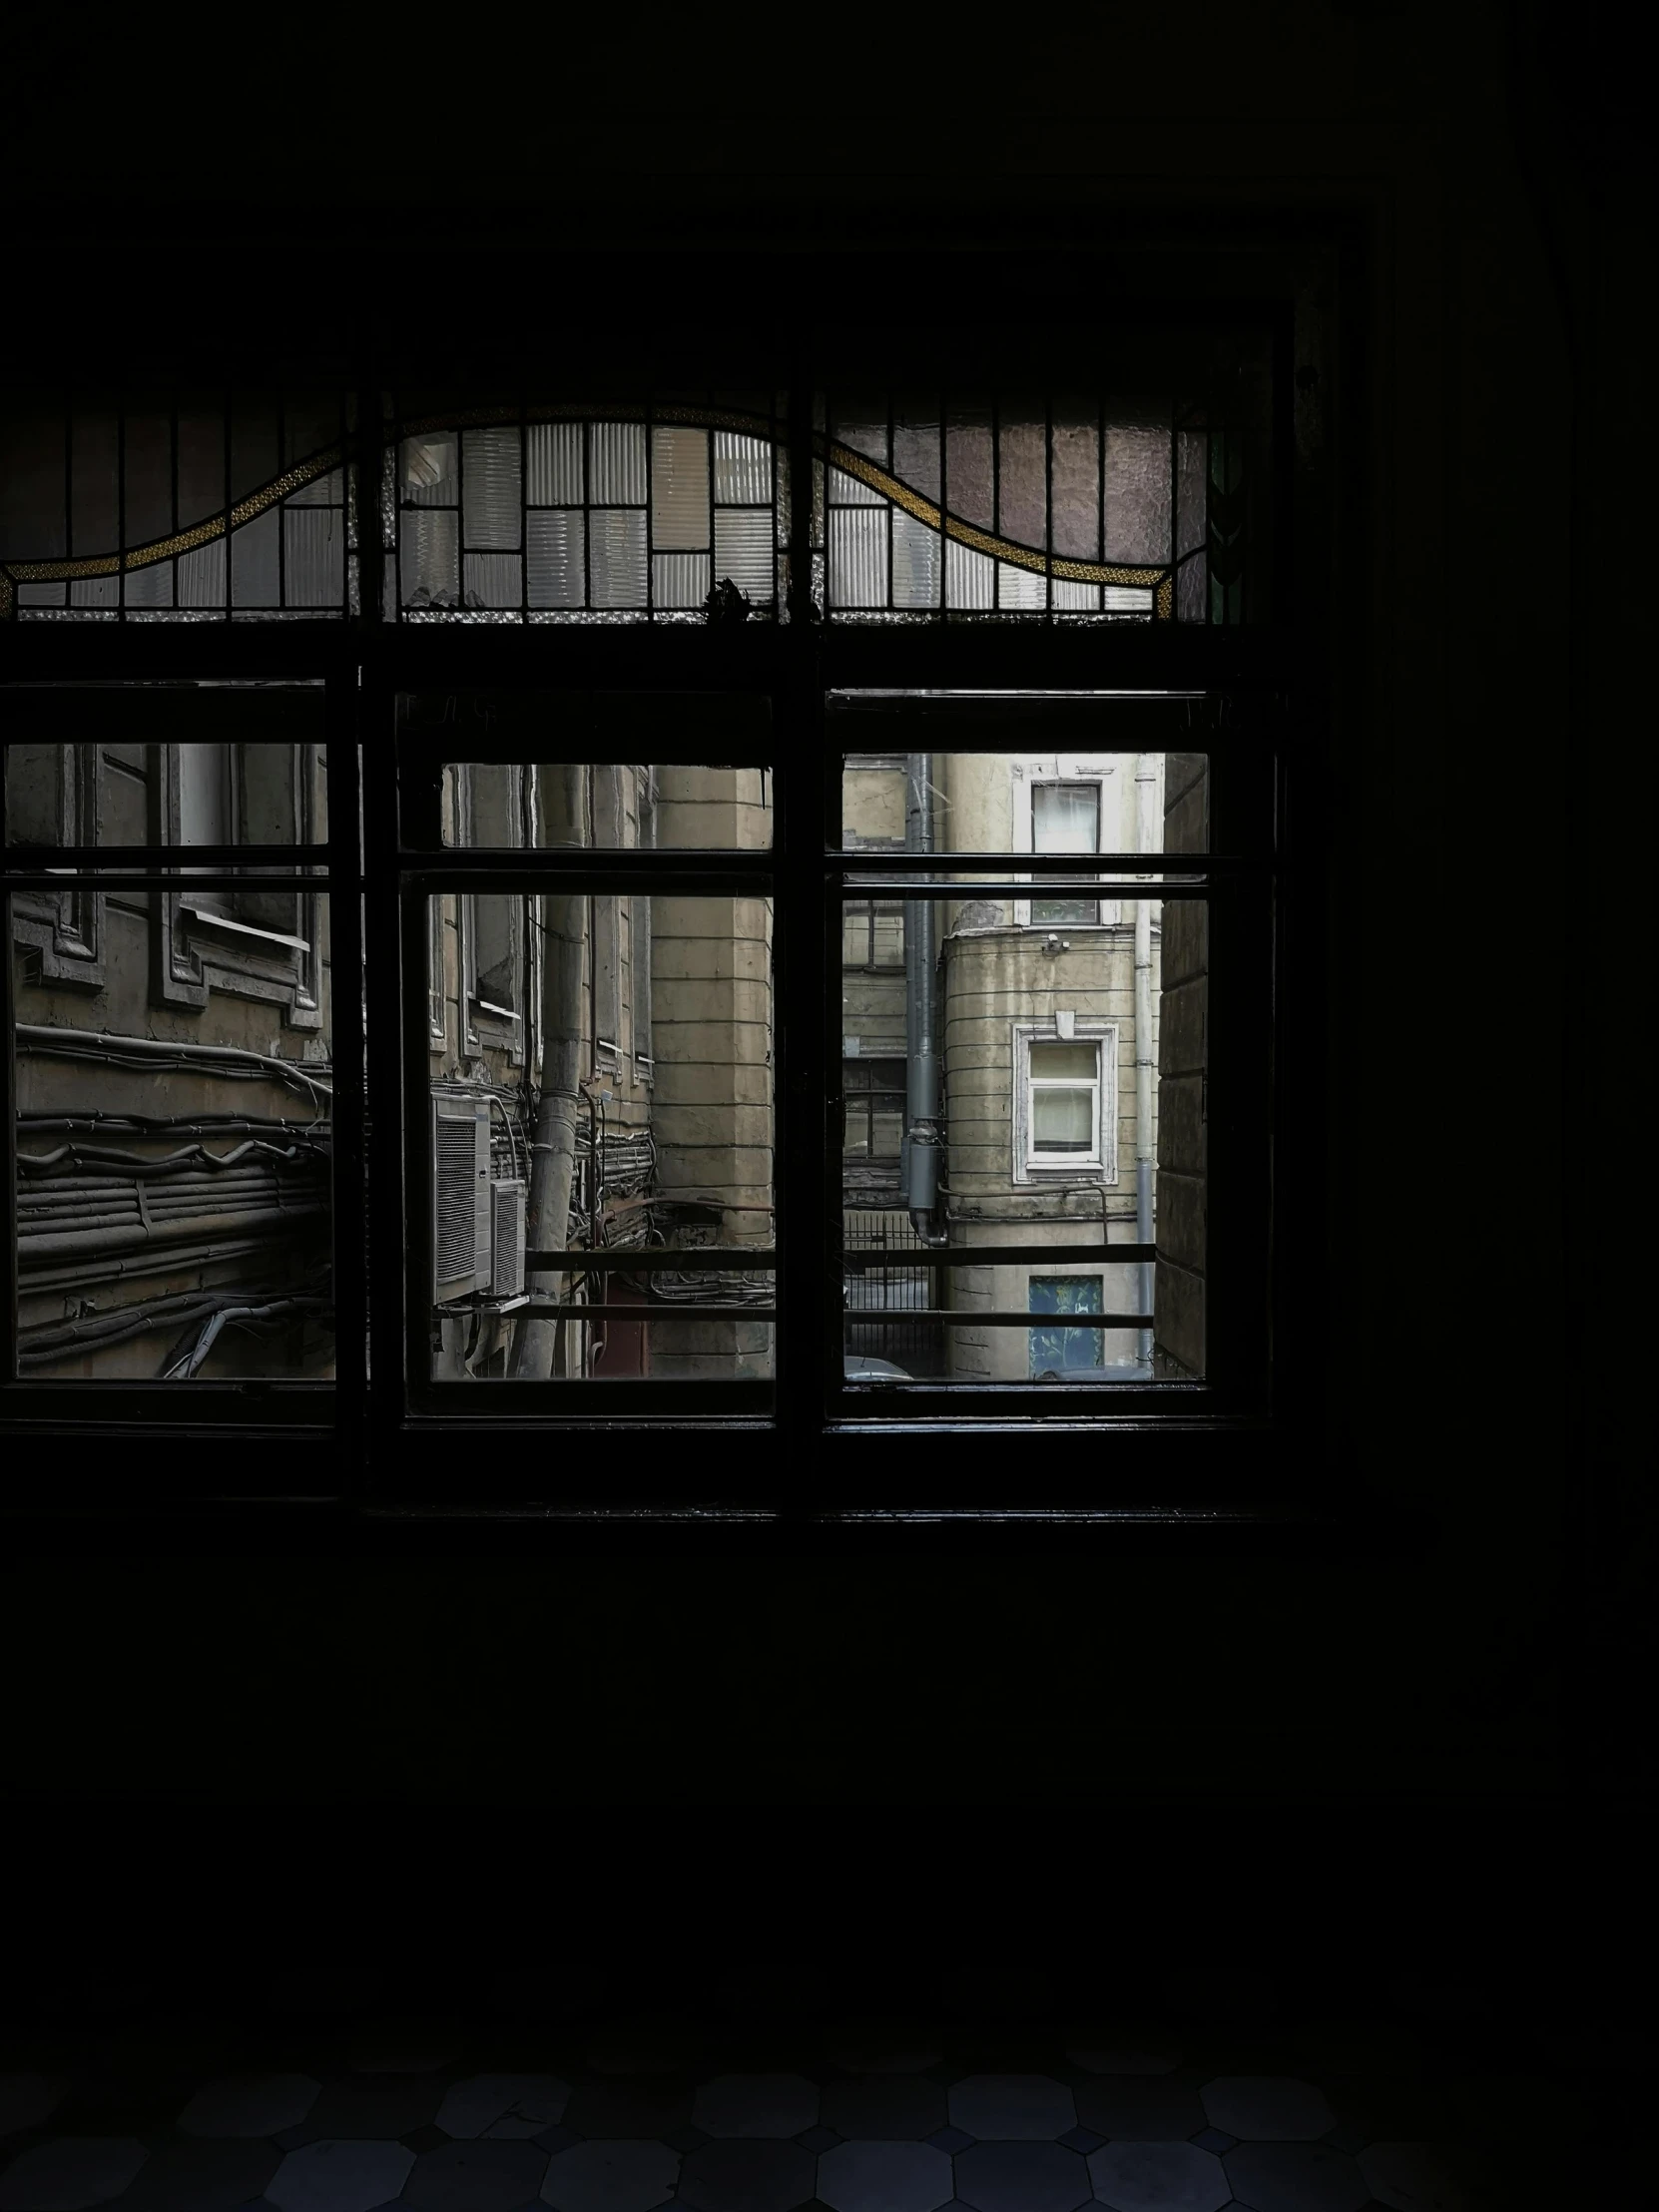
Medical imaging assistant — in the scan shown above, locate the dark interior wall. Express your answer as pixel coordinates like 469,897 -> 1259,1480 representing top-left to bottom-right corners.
1,2 -> 1648,1816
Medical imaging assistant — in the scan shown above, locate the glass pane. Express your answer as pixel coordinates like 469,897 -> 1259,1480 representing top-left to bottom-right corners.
462,427 -> 522,550
839,750 -> 1210,875
527,510 -> 584,607
6,689 -> 329,848
839,890 -> 1206,1384
424,891 -> 774,1384
526,422 -> 583,505
11,893 -> 333,1381
408,694 -> 773,853
589,509 -> 648,607
1031,1086 -> 1094,1150
651,425 -> 710,551
1028,1275 -> 1105,1377
1030,1042 -> 1097,1081
712,509 -> 774,609
589,422 -> 647,506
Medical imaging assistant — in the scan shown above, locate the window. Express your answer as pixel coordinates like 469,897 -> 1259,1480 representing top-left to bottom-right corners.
3,263 -> 1295,1503
1029,1276 -> 1106,1378
1017,1030 -> 1114,1178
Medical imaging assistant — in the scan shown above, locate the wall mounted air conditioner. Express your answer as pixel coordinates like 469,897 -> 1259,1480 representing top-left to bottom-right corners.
490,1178 -> 527,1302
432,1093 -> 490,1303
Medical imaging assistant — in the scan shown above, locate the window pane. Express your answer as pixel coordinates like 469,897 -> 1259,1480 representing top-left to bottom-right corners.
840,890 -> 1207,1384
1031,1086 -> 1094,1150
6,688 -> 330,848
839,750 -> 1209,876
425,892 -> 774,1384
1029,1042 -> 1099,1082
406,694 -> 774,853
11,894 -> 333,1381
1029,1274 -> 1106,1376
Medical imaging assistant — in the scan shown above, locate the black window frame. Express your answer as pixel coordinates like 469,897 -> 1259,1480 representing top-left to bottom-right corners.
1,238 -> 1330,1530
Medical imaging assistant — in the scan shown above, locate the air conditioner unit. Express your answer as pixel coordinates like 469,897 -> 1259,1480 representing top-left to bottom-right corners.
431,1093 -> 490,1302
490,1178 -> 527,1301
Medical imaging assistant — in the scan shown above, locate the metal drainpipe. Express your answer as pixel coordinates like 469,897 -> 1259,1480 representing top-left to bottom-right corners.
904,752 -> 939,1234
1134,753 -> 1158,1370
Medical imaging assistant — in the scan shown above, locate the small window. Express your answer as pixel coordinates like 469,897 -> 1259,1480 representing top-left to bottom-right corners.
1030,782 -> 1101,925
842,1058 -> 906,1163
1014,1026 -> 1117,1180
840,897 -> 905,969
1028,1276 -> 1105,1378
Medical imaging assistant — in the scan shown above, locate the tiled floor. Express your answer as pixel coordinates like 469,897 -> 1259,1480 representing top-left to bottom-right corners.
0,1961 -> 1646,2212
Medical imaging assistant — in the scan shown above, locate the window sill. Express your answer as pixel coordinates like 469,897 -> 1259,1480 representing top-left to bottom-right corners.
0,1491 -> 1439,1561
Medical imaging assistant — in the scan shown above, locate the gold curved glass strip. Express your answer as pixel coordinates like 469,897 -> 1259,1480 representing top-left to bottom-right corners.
1,445 -> 345,591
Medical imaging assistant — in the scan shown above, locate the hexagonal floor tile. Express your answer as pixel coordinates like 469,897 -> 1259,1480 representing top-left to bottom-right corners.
1358,2140 -> 1474,2212
817,2139 -> 954,2212
1073,2080 -> 1206,2142
560,2084 -> 692,2140
267,2138 -> 415,2212
946,2078 -> 1074,2143
404,2139 -> 550,2212
291,2081 -> 442,2141
1087,2141 -> 1231,2212
436,2077 -> 571,2141
0,2138 -> 147,2211
821,2080 -> 946,2142
691,2076 -> 820,2140
0,2079 -> 68,2140
676,2138 -> 817,2212
540,2139 -> 681,2212
179,2076 -> 321,2141
115,2139 -> 280,2212
1224,2140 -> 1371,2212
952,2141 -> 1092,2212
1200,2078 -> 1335,2142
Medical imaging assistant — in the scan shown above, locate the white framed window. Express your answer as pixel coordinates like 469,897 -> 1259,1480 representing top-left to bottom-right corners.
1012,1021 -> 1118,1181
1011,758 -> 1122,927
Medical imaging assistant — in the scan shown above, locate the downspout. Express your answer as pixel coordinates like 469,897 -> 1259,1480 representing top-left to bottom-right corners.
1134,753 -> 1158,1369
904,752 -> 940,1236
510,764 -> 587,1379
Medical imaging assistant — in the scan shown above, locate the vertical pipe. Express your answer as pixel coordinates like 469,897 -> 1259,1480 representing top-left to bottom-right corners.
1134,754 -> 1158,1369
904,752 -> 939,1230
509,764 -> 586,1380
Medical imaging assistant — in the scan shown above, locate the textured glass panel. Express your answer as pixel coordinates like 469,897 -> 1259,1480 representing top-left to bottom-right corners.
462,428 -> 522,550
402,432 -> 457,506
891,510 -> 940,610
71,576 -> 120,608
589,422 -> 646,505
946,541 -> 993,609
284,508 -> 344,608
1050,412 -> 1100,561
834,410 -> 887,465
526,422 -> 583,505
997,563 -> 1046,611
401,508 -> 460,608
589,508 -> 648,606
124,412 -> 173,547
946,407 -> 994,530
286,465 -> 342,510
1177,431 -> 1208,622
712,509 -> 774,607
17,584 -> 66,607
178,540 -> 227,609
830,509 -> 888,609
997,412 -> 1047,551
527,510 -> 585,607
125,561 -> 174,609
892,407 -> 941,503
651,426 -> 709,550
1105,420 -> 1172,564
829,465 -> 883,507
713,432 -> 771,505
1104,586 -> 1155,614
652,551 -> 710,608
465,552 -> 522,609
233,508 -> 280,607
1053,580 -> 1100,612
